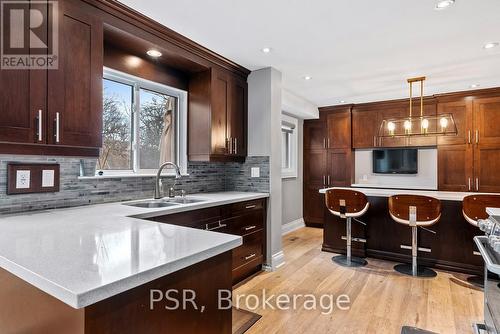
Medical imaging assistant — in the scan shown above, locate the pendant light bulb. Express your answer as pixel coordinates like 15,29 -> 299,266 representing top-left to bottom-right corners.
387,121 -> 396,135
404,120 -> 412,130
440,117 -> 448,130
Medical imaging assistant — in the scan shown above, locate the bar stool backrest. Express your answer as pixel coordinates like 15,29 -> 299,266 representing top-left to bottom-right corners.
388,195 -> 441,227
325,189 -> 369,218
463,195 -> 500,227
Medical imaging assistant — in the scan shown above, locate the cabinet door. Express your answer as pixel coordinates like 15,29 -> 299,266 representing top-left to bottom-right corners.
474,97 -> 500,145
304,150 -> 327,186
474,145 -> 500,193
211,69 -> 230,155
352,110 -> 378,148
378,107 -> 406,147
326,149 -> 352,187
437,99 -> 473,146
438,145 -> 473,192
326,111 -> 351,149
304,120 -> 326,150
227,75 -> 247,157
47,0 -> 103,148
304,184 -> 326,226
0,1 -> 46,144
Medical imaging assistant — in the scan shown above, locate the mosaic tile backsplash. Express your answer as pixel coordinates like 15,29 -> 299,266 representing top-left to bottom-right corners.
0,155 -> 269,214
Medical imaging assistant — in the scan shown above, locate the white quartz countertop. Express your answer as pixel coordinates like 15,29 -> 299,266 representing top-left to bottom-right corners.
487,207 -> 500,216
319,186 -> 497,201
0,191 -> 268,309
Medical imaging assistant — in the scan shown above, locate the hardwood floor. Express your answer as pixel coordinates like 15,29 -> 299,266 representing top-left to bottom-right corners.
234,227 -> 484,334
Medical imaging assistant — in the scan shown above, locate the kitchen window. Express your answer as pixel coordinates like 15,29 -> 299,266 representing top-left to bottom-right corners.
281,114 -> 298,178
98,68 -> 187,175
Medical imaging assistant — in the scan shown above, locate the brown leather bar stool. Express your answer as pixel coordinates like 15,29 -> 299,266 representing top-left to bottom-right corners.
462,195 -> 500,286
389,195 -> 441,277
325,189 -> 369,267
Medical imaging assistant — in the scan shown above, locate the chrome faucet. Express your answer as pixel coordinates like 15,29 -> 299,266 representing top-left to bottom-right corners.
154,162 -> 182,199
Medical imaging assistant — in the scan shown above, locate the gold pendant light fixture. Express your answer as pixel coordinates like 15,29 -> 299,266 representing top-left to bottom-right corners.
378,76 -> 457,140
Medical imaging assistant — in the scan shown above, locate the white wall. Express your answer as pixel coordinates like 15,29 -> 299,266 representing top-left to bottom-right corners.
248,67 -> 284,270
353,148 -> 438,190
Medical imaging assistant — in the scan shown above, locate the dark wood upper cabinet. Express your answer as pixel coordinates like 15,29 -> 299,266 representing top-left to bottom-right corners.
304,120 -> 326,150
326,111 -> 351,149
188,67 -> 248,162
48,0 -> 103,148
437,99 -> 473,146
474,97 -> 500,146
352,110 -> 378,148
327,149 -> 353,187
406,101 -> 437,147
227,75 -> 247,157
474,145 -> 500,193
377,106 -> 406,147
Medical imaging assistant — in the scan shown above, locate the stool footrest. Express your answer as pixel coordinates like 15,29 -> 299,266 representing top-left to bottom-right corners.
341,236 -> 366,243
400,244 -> 431,253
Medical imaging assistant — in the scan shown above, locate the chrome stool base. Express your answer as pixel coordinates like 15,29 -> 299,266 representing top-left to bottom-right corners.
332,255 -> 367,267
394,264 -> 437,278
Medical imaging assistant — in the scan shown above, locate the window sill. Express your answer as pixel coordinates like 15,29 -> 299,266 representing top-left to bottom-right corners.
78,173 -> 189,180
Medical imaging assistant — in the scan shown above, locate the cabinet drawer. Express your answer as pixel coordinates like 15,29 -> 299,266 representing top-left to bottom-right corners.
232,231 -> 263,269
232,254 -> 263,285
148,206 -> 222,229
229,199 -> 265,214
225,210 -> 264,236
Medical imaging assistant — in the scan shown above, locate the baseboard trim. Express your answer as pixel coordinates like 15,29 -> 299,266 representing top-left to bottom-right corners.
263,251 -> 285,271
282,218 -> 305,235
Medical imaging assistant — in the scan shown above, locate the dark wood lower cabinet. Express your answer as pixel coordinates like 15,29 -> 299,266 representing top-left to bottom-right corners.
147,199 -> 267,285
322,196 -> 484,275
0,251 -> 232,334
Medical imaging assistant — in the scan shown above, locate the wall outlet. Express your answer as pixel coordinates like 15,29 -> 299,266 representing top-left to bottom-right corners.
251,167 -> 260,178
16,170 -> 30,189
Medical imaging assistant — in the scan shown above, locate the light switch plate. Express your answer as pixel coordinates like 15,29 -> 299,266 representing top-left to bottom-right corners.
251,167 -> 260,178
42,170 -> 55,187
16,170 -> 30,189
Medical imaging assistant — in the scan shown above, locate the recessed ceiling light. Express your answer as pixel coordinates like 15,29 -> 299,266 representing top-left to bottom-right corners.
339,100 -> 346,103
304,76 -> 312,81
146,49 -> 162,58
470,84 -> 480,88
435,0 -> 455,10
261,47 -> 272,53
483,42 -> 499,49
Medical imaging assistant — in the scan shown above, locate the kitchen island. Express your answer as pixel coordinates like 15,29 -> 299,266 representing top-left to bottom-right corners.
318,187 -> 493,275
0,192 -> 268,334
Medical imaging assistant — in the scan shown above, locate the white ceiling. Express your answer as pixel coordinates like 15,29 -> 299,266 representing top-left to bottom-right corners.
119,0 -> 500,107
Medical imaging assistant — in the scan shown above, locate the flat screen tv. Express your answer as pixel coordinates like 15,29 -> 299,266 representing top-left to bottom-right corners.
372,149 -> 418,174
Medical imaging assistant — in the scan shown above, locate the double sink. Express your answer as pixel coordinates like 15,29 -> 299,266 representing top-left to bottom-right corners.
123,196 -> 206,209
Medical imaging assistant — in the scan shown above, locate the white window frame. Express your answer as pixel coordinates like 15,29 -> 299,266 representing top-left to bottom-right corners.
99,67 -> 188,176
281,114 -> 298,179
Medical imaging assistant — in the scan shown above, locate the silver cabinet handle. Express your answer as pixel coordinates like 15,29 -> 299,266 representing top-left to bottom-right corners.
468,178 -> 471,191
327,175 -> 331,186
476,130 -> 479,144
54,112 -> 60,143
36,109 -> 42,142
323,175 -> 326,187
206,221 -> 227,231
228,137 -> 233,154
476,178 -> 479,191
244,225 -> 257,231
468,130 -> 471,144
234,137 -> 238,155
323,138 -> 327,149
373,136 -> 376,147
327,138 -> 330,148
245,253 -> 256,261
245,204 -> 256,209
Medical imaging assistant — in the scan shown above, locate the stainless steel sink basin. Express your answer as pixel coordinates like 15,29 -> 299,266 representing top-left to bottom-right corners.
166,197 -> 206,204
123,200 -> 178,208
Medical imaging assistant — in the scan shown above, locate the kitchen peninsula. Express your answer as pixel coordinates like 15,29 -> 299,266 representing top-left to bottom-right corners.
319,187 -> 485,274
0,192 -> 268,333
